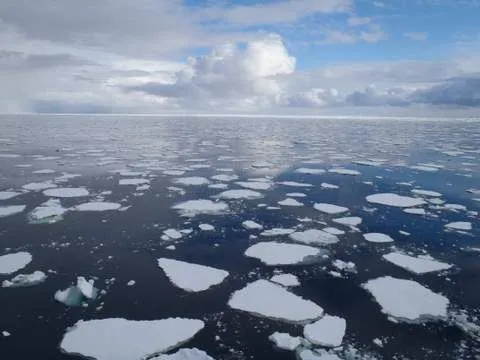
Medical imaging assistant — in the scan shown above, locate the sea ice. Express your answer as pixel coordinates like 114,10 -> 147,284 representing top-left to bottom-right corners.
383,252 -> 452,274
60,318 -> 205,360
314,203 -> 349,214
304,315 -> 346,347
260,228 -> 295,236
0,191 -> 20,200
172,200 -> 228,217
445,222 -> 472,231
278,198 -> 304,207
242,220 -> 263,230
174,177 -> 210,186
286,192 -> 307,197
297,349 -> 342,360
199,224 -> 215,231
22,181 -> 57,191
119,178 -> 150,186
43,187 -> 90,198
270,274 -> 300,287
2,271 -> 47,287
289,229 -> 339,245
28,199 -> 68,223
404,208 -> 426,215
321,183 -> 339,189
278,181 -> 313,187
366,193 -> 426,207
0,205 -> 26,218
77,277 -> 97,299
216,189 -> 263,200
295,168 -> 325,175
363,233 -> 394,243
228,280 -> 323,323
333,217 -> 362,226
0,252 -> 32,274
322,227 -> 345,235
164,229 -> 183,240
150,348 -> 215,360
211,174 -> 238,182
329,168 -> 360,176
158,258 -> 229,292
362,276 -> 449,322
74,202 -> 122,211
245,242 -> 321,265
411,189 -> 442,197
236,181 -> 273,190
268,332 -> 302,351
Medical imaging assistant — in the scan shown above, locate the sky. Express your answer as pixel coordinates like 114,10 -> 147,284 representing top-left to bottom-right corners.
0,0 -> 479,116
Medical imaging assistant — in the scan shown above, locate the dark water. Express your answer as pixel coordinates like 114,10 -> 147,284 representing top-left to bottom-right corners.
0,115 -> 479,360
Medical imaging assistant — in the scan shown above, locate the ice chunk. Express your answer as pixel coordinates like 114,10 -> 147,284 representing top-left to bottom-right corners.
278,181 -> 313,187
54,286 -> 84,306
77,277 -> 97,299
0,191 -> 20,200
164,229 -> 183,240
278,198 -> 304,207
289,229 -> 339,245
119,178 -> 150,186
322,227 -> 345,235
333,216 -> 362,226
163,170 -> 186,176
0,252 -> 32,274
260,228 -> 295,236
2,271 -> 47,287
314,203 -> 349,214
411,189 -> 442,197
268,332 -> 302,351
127,280 -> 136,286
304,315 -> 346,347
329,168 -> 360,176
0,205 -> 26,218
22,181 -> 57,191
236,181 -> 273,190
216,189 -> 263,200
158,258 -> 228,292
199,224 -> 215,231
404,208 -> 426,215
150,348 -> 215,360
245,242 -> 321,265
242,220 -> 263,230
445,221 -> 472,231
362,276 -> 449,322
383,252 -> 452,274
321,183 -> 339,189
332,259 -> 356,273
60,318 -> 205,360
174,177 -> 210,186
286,192 -> 307,197
28,199 -> 67,223
366,193 -> 426,207
295,168 -> 325,175
74,202 -> 122,211
228,280 -> 323,323
211,174 -> 238,182
43,187 -> 89,198
33,169 -> 55,174
270,274 -> 300,287
172,200 -> 228,217
297,349 -> 342,360
363,233 -> 394,243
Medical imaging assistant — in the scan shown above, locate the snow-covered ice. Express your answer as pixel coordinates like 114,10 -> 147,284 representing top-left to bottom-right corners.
216,189 -> 263,200
199,224 -> 215,231
445,222 -> 472,231
260,228 -> 295,236
228,280 -> 324,323
286,192 -> 307,197
328,168 -> 360,176
60,318 -> 205,360
289,229 -> 339,245
268,332 -> 302,351
74,202 -> 122,211
0,252 -> 32,274
28,199 -> 67,223
366,193 -> 426,207
236,181 -> 273,190
158,258 -> 229,292
278,198 -> 304,207
43,187 -> 90,198
172,200 -> 228,217
2,271 -> 47,287
295,168 -> 325,175
245,242 -> 321,265
411,189 -> 442,197
0,205 -> 26,218
333,217 -> 362,226
314,203 -> 349,214
270,274 -> 300,287
150,348 -> 215,360
174,177 -> 210,186
77,277 -> 97,299
404,208 -> 426,215
363,233 -> 394,243
119,178 -> 150,186
321,183 -> 339,189
304,315 -> 346,347
164,229 -> 183,240
383,252 -> 452,274
242,220 -> 263,230
297,349 -> 342,360
0,191 -> 20,200
22,181 -> 57,191
362,276 -> 449,322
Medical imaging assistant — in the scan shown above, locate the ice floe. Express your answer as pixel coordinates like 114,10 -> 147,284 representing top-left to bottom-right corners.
150,348 -> 215,360
55,277 -> 98,306
119,178 -> 150,186
22,181 -> 57,191
158,258 -> 229,292
0,191 -> 21,200
404,208 -> 426,215
278,198 -> 304,207
199,223 -> 215,231
260,228 -> 295,236
366,193 -> 426,207
383,252 -> 452,274
164,229 -> 183,240
268,332 -> 302,351
76,277 -> 97,299
228,280 -> 324,323
362,276 -> 449,322
211,174 -> 238,182
363,233 -> 394,243
74,202 -> 122,211
297,349 -> 342,360
216,189 -> 263,200
242,220 -> 263,230
329,168 -> 360,176
289,229 -> 339,245
60,318 -> 205,360
323,227 -> 345,235
43,187 -> 90,198
445,221 -> 472,231
270,274 -> 300,287
333,217 -> 362,227
304,315 -> 346,347
174,177 -> 210,186
279,181 -> 313,187
411,189 -> 442,197
172,200 -> 228,217
0,252 -> 32,274
245,242 -> 321,265
2,271 -> 46,287
236,181 -> 273,190
321,183 -> 339,189
295,168 -> 325,175
286,192 -> 307,197
314,203 -> 349,214
0,205 -> 26,217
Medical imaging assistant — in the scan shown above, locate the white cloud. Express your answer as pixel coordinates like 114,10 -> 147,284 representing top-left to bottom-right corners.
348,17 -> 371,27
404,32 -> 428,41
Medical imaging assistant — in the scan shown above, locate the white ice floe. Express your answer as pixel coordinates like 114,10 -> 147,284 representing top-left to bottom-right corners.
164,229 -> 183,240
119,178 -> 150,186
43,187 -> 89,198
329,168 -> 360,176
445,222 -> 472,231
172,200 -> 228,217
0,191 -> 20,200
228,280 -> 323,323
383,252 -> 452,274
76,277 -> 97,299
297,349 -> 342,360
289,229 -> 339,245
366,193 -> 426,207
268,332 -> 302,351
404,208 -> 426,215
216,189 -> 263,200
0,205 -> 26,218
411,189 -> 442,197
211,174 -> 238,182
304,315 -> 346,347
363,233 -> 394,243
127,280 -> 136,286
242,220 -> 263,230
362,276 -> 449,322
150,348 -> 215,360
60,318 -> 205,360
158,258 -> 229,292
163,170 -> 186,176
0,252 -> 32,274
33,169 -> 55,174
410,165 -> 439,172
333,217 -> 362,226
208,183 -> 228,189
236,181 -> 273,190
22,181 -> 57,191
286,192 -> 307,198
74,202 -> 122,212
28,199 -> 67,223
260,228 -> 295,236
323,227 -> 345,235
174,177 -> 210,186
270,274 -> 300,287
295,168 -> 325,175
245,242 -> 321,265
314,203 -> 349,214
278,181 -> 313,187
321,183 -> 339,189
199,224 -> 215,231
2,271 -> 47,287
278,198 -> 304,207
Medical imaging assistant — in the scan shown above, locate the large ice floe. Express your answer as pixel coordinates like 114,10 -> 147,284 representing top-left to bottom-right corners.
60,318 -> 205,360
0,252 -> 32,274
216,189 -> 263,200
119,178 -> 150,186
157,258 -> 228,292
43,187 -> 90,198
236,181 -> 273,190
74,202 -> 122,212
228,280 -> 324,323
366,193 -> 426,207
0,191 -> 20,200
0,205 -> 26,218
245,242 -> 321,265
150,348 -> 215,360
270,274 -> 300,287
22,181 -> 57,191
278,198 -> 304,207
383,252 -> 452,274
313,203 -> 349,214
362,276 -> 449,322
2,271 -> 47,287
28,199 -> 68,223
172,200 -> 228,217
289,229 -> 339,245
174,177 -> 210,186
303,315 -> 346,347
445,221 -> 472,231
363,233 -> 394,243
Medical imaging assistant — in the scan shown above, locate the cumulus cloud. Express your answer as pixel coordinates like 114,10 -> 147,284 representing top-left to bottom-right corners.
287,88 -> 341,107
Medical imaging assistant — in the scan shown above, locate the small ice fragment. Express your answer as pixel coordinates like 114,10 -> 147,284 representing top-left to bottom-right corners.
174,177 -> 210,186
321,183 -> 339,189
404,208 -> 426,215
278,198 -> 303,207
445,222 -> 472,231
328,168 -> 360,176
127,280 -> 136,286
242,220 -> 263,230
286,192 -> 306,197
373,338 -> 383,347
314,203 -> 349,214
2,271 -> 47,287
119,178 -> 150,186
199,223 -> 215,231
54,286 -> 84,307
366,193 -> 426,207
304,315 -> 346,347
270,274 -> 300,287
411,189 -> 442,197
363,233 -> 394,243
278,181 -> 313,187
164,229 -> 183,240
333,217 -> 362,226
295,168 -> 326,175
0,252 -> 32,274
236,181 -> 273,190
77,277 -> 97,299
268,332 -> 302,351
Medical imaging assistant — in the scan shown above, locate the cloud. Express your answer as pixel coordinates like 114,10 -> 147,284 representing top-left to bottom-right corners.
347,17 -> 371,27
404,32 -> 428,41
323,31 -> 357,44
345,85 -> 410,106
286,88 -> 341,107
